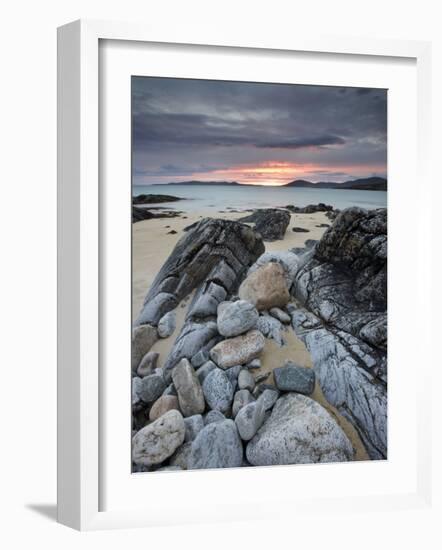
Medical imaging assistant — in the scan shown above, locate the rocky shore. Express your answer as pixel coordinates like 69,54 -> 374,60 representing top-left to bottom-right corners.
132,194 -> 185,223
131,205 -> 387,471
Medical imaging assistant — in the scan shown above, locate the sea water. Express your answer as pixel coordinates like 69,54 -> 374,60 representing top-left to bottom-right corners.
132,184 -> 387,212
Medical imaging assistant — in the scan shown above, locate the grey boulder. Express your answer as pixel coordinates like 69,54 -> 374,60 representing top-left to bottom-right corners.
132,410 -> 185,466
217,300 -> 259,337
202,368 -> 234,413
189,419 -> 243,469
246,393 -> 354,465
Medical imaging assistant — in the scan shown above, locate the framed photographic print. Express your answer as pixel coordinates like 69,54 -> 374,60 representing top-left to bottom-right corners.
57,19 -> 432,530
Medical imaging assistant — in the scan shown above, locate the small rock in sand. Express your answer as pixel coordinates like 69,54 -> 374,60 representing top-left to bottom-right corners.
273,362 -> 315,395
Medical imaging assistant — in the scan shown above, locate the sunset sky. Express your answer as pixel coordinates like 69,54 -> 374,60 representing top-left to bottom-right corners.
132,77 -> 387,187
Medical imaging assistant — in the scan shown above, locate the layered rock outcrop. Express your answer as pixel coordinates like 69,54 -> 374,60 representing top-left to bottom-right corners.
290,207 -> 387,459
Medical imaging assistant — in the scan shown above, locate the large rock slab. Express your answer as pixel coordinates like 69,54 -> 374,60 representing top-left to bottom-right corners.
290,207 -> 387,459
210,330 -> 265,369
246,394 -> 354,465
202,368 -> 234,413
273,362 -> 315,395
189,419 -> 243,469
135,218 -> 264,327
132,410 -> 185,466
238,209 -> 290,241
239,263 -> 290,311
217,300 -> 258,337
172,359 -> 205,417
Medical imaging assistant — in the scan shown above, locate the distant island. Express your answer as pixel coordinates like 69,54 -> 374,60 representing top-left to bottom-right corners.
285,176 -> 387,191
151,176 -> 387,191
153,180 -> 242,187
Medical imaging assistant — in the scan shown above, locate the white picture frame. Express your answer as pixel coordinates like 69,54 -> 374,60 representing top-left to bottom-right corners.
57,19 -> 432,531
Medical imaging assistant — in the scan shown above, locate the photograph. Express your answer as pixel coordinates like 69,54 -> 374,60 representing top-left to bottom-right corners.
130,76 -> 388,472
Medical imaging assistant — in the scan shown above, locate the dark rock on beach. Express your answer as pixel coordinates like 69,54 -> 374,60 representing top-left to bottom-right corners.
273,362 -> 315,395
238,208 -> 290,241
133,194 -> 183,205
292,227 -> 310,233
285,203 -> 333,214
136,218 -> 264,327
132,205 -> 183,223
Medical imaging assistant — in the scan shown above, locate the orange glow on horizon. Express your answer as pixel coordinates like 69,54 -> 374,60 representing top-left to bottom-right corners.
188,160 -> 385,186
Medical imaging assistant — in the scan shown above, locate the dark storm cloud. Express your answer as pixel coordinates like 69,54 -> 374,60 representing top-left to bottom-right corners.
259,135 -> 346,149
132,77 -> 387,184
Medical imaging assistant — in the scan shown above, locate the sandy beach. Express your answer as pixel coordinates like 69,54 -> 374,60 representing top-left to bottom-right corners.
132,208 -> 370,461
132,209 -> 330,319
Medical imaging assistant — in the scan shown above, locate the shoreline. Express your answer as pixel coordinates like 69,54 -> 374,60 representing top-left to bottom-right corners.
132,208 -> 330,319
